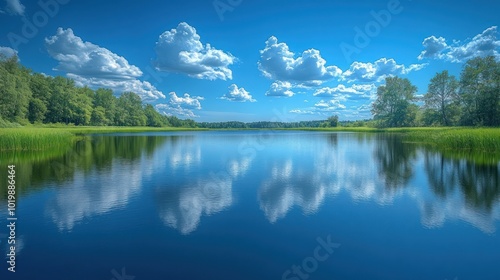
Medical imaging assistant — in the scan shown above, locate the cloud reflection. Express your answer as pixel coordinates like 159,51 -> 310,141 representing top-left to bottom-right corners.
257,133 -> 500,234
156,155 -> 253,234
46,161 -> 143,231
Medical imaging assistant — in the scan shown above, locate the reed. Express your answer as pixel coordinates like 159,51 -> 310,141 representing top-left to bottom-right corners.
0,128 -> 75,151
402,128 -> 500,152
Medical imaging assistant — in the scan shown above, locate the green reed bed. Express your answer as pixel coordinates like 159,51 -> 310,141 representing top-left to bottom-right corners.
0,128 -> 75,151
403,128 -> 500,152
0,126 -> 206,151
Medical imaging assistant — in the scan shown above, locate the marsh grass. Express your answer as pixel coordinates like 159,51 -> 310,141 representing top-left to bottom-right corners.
402,128 -> 500,152
292,126 -> 500,152
0,126 -> 206,151
0,128 -> 75,151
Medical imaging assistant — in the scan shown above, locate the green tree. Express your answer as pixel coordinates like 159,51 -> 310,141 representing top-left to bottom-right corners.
91,106 -> 107,126
144,104 -> 165,127
46,76 -> 75,124
459,56 -> 500,126
69,87 -> 93,125
28,73 -> 54,123
372,76 -> 418,127
28,98 -> 47,123
0,55 -> 32,123
423,70 -> 460,126
94,88 -> 116,125
115,92 -> 147,126
327,115 -> 339,127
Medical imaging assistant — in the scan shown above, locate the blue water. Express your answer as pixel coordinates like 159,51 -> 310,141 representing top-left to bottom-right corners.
1,131 -> 499,279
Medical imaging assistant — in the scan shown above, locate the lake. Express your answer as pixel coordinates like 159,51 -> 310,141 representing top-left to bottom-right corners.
1,130 -> 499,280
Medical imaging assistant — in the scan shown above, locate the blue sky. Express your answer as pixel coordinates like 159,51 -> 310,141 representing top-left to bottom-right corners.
1,0 -> 499,122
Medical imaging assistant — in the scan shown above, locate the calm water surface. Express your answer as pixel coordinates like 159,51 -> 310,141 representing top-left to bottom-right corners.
1,131 -> 499,280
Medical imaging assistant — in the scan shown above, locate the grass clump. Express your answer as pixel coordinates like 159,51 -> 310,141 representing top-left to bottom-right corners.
403,128 -> 500,152
0,128 -> 75,151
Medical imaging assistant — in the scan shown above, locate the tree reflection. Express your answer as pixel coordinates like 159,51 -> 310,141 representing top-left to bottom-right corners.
0,135 -> 172,200
374,134 -> 417,189
424,152 -> 459,198
425,150 -> 500,211
458,162 -> 500,210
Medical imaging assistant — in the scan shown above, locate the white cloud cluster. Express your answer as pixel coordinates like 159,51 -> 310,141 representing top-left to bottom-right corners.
290,98 -> 347,116
258,36 -> 342,86
313,84 -> 376,97
417,36 -> 448,60
45,28 -> 165,101
314,99 -> 346,111
154,22 -> 235,80
1,0 -> 25,15
265,81 -> 295,97
155,92 -> 204,118
0,46 -> 17,58
220,84 -> 256,102
418,26 -> 500,62
342,58 -> 427,83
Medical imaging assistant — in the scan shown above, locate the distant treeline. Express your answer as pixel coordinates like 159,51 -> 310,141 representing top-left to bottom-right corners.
0,55 -> 196,128
197,116 -> 370,129
198,120 -> 325,129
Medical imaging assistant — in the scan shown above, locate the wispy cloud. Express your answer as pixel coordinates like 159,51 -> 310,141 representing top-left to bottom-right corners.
1,0 -> 25,16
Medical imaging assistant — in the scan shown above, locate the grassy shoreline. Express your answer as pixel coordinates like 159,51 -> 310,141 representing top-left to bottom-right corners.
1,126 -> 499,153
0,126 -> 207,151
295,126 -> 500,152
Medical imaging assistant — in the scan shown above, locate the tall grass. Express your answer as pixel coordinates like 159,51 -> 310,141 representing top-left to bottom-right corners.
0,128 -> 75,151
292,126 -> 500,152
403,128 -> 500,152
0,126 -> 206,151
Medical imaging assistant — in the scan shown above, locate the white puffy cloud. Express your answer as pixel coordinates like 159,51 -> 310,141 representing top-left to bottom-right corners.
314,99 -> 346,111
418,36 -> 449,60
265,81 -> 295,97
154,22 -> 235,80
342,58 -> 426,83
45,28 -> 165,101
418,26 -> 500,63
1,0 -> 25,15
155,92 -> 204,118
447,26 -> 500,62
220,84 -> 256,102
0,46 -> 17,58
314,84 -> 376,98
46,28 -> 142,79
169,92 -> 203,109
258,36 -> 342,85
68,74 -> 165,102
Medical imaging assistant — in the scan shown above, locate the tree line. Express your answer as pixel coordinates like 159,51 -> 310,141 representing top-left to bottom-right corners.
1,54 -> 499,129
372,56 -> 500,127
0,55 -> 196,128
